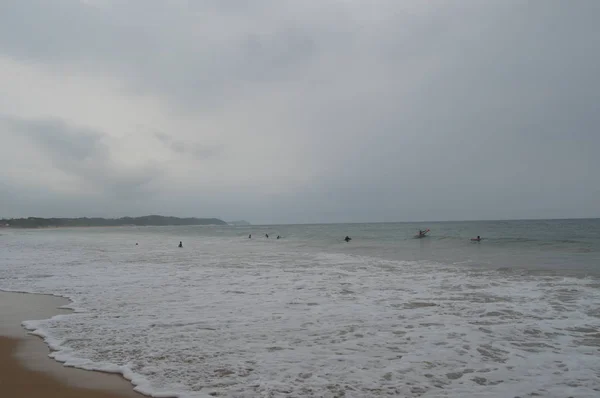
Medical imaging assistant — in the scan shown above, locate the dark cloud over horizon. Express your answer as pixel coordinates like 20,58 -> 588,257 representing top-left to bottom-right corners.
1,0 -> 599,224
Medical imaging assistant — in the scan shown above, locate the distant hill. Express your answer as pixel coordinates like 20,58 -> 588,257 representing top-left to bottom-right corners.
1,215 -> 228,228
228,220 -> 251,226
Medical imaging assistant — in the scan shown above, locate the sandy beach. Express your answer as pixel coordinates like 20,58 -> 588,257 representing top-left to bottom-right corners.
0,291 -> 144,398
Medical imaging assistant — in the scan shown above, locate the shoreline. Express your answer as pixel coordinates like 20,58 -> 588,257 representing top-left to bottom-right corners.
1,224 -> 226,230
0,290 -> 151,398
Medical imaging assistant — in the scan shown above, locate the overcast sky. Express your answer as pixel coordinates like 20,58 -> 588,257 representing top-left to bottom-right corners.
1,0 -> 599,224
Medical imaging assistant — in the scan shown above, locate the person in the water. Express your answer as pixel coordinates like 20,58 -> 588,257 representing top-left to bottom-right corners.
344,236 -> 351,242
418,229 -> 431,237
249,234 -> 252,239
178,241 -> 183,248
277,235 -> 280,239
265,234 -> 269,238
472,235 -> 482,242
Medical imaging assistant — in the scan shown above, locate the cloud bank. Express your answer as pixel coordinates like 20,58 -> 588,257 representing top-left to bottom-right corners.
1,0 -> 598,223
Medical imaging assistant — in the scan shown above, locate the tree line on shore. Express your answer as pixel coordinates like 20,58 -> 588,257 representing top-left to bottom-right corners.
0,215 -> 228,228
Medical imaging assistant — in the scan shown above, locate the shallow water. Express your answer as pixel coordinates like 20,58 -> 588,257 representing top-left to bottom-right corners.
1,220 -> 599,397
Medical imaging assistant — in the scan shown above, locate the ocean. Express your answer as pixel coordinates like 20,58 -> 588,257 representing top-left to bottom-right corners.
1,219 -> 600,397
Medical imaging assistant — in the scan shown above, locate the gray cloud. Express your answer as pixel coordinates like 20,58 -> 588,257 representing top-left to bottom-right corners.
0,116 -> 162,198
0,0 -> 327,110
153,131 -> 223,159
0,0 -> 599,223
1,115 -> 107,162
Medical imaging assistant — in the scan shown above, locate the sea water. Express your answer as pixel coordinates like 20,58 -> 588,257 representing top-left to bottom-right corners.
1,219 -> 599,397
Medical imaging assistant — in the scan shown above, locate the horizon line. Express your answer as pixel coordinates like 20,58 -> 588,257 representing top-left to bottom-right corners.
250,216 -> 600,226
2,215 -> 598,226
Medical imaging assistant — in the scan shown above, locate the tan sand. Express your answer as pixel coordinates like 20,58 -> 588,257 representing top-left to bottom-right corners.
0,291 -> 151,398
0,336 -> 145,398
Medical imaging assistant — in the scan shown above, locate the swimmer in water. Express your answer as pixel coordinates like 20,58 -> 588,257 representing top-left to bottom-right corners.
178,241 -> 183,248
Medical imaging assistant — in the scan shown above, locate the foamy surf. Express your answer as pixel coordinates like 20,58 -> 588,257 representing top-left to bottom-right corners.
2,225 -> 600,397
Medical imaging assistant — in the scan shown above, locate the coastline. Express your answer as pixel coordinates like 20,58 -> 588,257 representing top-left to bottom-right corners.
1,225 -> 131,230
1,223 -> 226,230
0,290 -> 148,398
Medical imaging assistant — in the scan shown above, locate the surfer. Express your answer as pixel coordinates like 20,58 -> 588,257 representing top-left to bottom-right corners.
265,234 -> 269,238
471,236 -> 482,242
277,235 -> 280,239
178,241 -> 183,248
344,236 -> 351,242
415,228 -> 430,238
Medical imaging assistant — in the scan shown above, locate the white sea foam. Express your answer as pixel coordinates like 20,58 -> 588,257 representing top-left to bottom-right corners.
1,230 -> 600,397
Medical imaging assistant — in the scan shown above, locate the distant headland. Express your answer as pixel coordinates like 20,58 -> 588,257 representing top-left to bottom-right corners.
228,220 -> 251,226
0,215 -> 228,228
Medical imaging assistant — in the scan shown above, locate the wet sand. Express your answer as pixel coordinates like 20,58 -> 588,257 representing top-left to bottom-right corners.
0,291 -> 144,398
